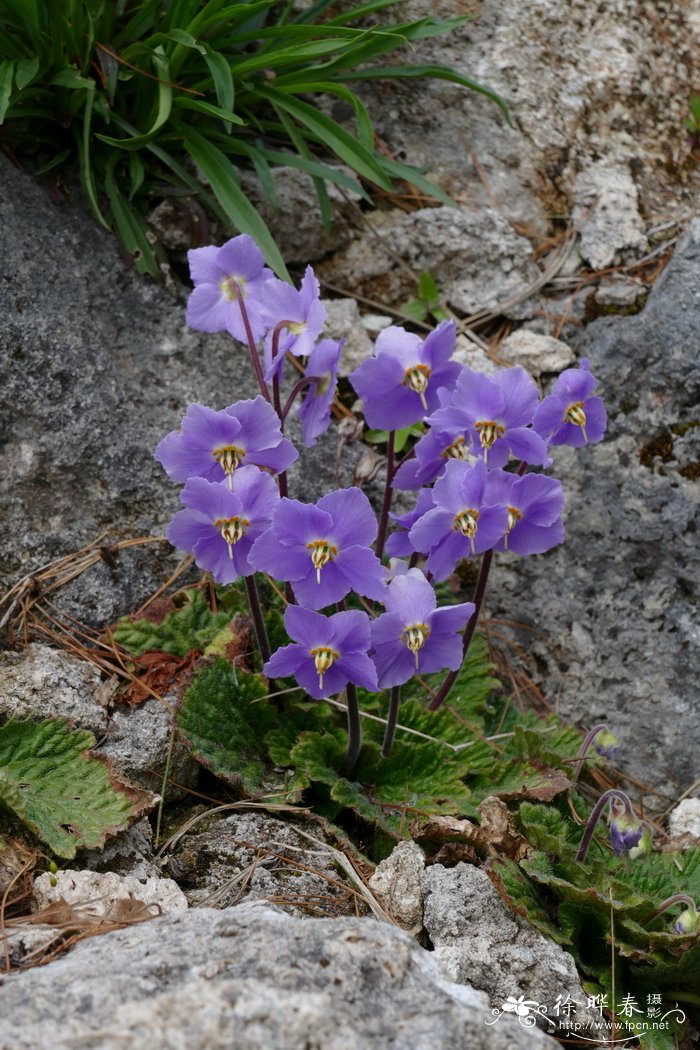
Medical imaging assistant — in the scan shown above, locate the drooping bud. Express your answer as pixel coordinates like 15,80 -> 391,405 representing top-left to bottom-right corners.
675,907 -> 699,935
594,728 -> 619,761
628,825 -> 653,860
609,797 -> 644,855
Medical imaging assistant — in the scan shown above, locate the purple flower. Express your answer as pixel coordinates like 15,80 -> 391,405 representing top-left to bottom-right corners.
409,460 -> 508,580
385,488 -> 435,558
262,266 -> 327,378
593,728 -> 619,761
533,359 -> 607,447
265,606 -> 378,699
393,424 -> 474,490
167,468 -> 280,583
297,339 -> 343,447
348,321 -> 461,430
428,366 -> 550,469
484,470 -> 565,556
250,488 -> 386,609
155,397 -> 298,488
370,569 -> 474,687
186,235 -> 274,344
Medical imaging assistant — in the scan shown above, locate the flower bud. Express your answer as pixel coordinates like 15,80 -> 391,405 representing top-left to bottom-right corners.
628,826 -> 653,860
594,728 -> 619,761
675,907 -> 699,935
610,811 -> 644,855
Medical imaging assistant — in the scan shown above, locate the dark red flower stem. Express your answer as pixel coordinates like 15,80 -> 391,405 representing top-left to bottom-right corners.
231,285 -> 270,403
381,685 -> 401,758
280,376 -> 321,426
428,549 -> 493,711
244,574 -> 271,665
375,430 -> 396,561
571,724 -> 608,783
342,683 -> 363,775
575,789 -> 633,863
270,319 -> 296,422
645,895 -> 697,926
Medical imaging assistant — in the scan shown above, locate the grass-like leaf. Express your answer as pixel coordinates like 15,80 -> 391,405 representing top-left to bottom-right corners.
0,719 -> 150,858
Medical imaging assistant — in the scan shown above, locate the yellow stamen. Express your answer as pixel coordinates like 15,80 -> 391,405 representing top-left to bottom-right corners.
310,646 -> 339,690
219,274 -> 247,301
474,420 -> 505,464
564,401 -> 588,441
215,516 -> 249,559
453,508 -> 479,555
212,444 -> 246,488
504,505 -> 522,551
403,623 -> 430,668
441,435 -> 469,460
403,364 -> 432,411
307,539 -> 338,584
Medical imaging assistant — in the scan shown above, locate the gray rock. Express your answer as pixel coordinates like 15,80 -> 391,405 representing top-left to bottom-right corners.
453,335 -> 501,376
594,276 -> 647,308
241,166 -> 359,263
323,297 -> 375,375
0,901 -> 560,1049
573,162 -> 648,269
33,869 -> 188,916
490,220 -> 700,795
368,841 -> 425,935
496,330 -> 575,376
317,205 -> 540,315
81,818 -> 160,879
668,799 -> 700,840
0,153 -> 260,629
165,810 -> 367,918
0,644 -> 197,793
422,863 -> 598,1036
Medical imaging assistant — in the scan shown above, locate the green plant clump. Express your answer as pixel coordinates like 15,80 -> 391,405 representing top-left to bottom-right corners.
0,0 -> 505,276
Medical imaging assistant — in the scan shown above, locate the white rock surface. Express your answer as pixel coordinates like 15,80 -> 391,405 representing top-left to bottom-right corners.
368,841 -> 425,936
497,330 -> 575,375
0,902 -> 560,1050
453,335 -> 501,375
668,798 -> 700,839
594,277 -> 647,307
323,298 -> 375,375
33,869 -> 188,917
573,162 -> 648,269
422,863 -> 599,1034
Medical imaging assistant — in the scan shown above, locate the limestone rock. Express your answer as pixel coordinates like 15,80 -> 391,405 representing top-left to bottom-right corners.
422,863 -> 599,1035
573,162 -> 648,269
668,799 -> 700,840
0,644 -> 197,793
317,205 -> 540,315
497,330 -> 575,376
323,298 -> 374,375
368,841 -> 425,936
33,869 -> 188,917
0,902 -> 560,1049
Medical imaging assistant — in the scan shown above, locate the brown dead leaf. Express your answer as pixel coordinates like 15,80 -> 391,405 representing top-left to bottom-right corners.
412,798 -> 530,863
431,842 -> 479,866
121,648 -> 198,705
223,612 -> 254,668
477,797 -> 530,860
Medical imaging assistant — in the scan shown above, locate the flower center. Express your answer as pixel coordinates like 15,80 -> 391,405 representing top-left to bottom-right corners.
402,622 -> 430,668
564,401 -> 586,427
212,444 -> 246,489
441,435 -> 470,460
474,420 -> 505,462
504,505 -> 522,550
219,274 -> 247,301
316,373 -> 332,396
215,516 -> 249,559
288,321 -> 306,336
403,364 -> 432,411
310,645 -> 339,690
453,508 -> 479,555
306,539 -> 339,584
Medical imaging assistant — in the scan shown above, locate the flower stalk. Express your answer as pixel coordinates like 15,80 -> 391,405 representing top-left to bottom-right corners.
244,574 -> 271,666
575,789 -> 638,862
381,685 -> 401,758
231,283 -> 271,403
375,430 -> 396,561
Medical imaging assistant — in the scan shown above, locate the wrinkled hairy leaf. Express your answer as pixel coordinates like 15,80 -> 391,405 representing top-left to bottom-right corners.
114,588 -> 234,657
0,720 -> 151,859
177,657 -> 305,800
488,857 -> 571,945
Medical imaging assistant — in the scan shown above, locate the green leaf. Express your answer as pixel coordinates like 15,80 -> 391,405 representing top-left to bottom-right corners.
342,63 -> 509,122
50,68 -> 95,91
400,298 -> 428,321
114,588 -> 235,657
172,95 -> 245,126
418,270 -> 438,302
97,45 -> 172,150
177,658 -> 305,799
15,55 -> 39,91
181,125 -> 290,279
104,159 -> 160,277
0,719 -> 149,859
0,60 -> 14,123
203,48 -> 235,120
489,858 -> 571,944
